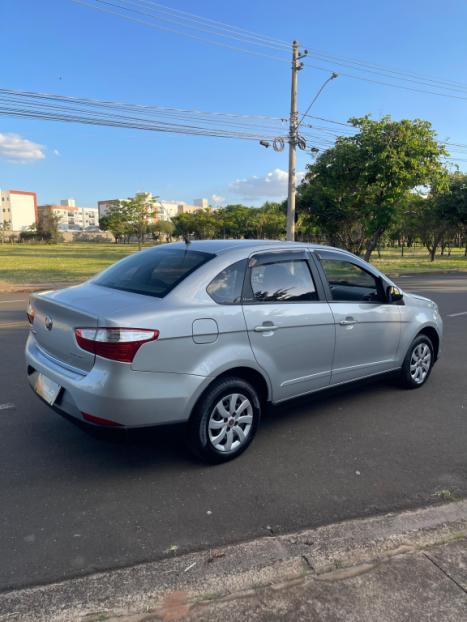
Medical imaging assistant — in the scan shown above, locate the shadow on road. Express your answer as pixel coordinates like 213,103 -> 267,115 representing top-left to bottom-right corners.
54,374 -> 398,468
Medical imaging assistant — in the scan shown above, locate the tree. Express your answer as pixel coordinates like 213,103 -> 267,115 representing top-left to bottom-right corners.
298,116 -> 448,261
124,192 -> 158,250
0,221 -> 12,244
217,205 -> 255,238
171,212 -> 195,239
419,171 -> 467,260
99,193 -> 157,247
255,203 -> 286,239
99,202 -> 130,243
37,207 -> 60,243
150,220 -> 175,242
437,172 -> 467,256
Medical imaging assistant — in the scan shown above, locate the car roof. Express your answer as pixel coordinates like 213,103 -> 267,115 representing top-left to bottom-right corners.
158,239 -> 338,255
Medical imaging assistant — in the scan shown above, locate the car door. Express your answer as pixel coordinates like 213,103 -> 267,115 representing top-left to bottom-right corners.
313,250 -> 401,384
241,250 -> 335,402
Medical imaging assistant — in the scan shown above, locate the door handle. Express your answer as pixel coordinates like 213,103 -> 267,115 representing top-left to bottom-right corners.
339,318 -> 357,326
254,323 -> 278,332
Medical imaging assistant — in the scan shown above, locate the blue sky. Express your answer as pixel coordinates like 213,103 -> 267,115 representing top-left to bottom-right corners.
1,0 -> 466,207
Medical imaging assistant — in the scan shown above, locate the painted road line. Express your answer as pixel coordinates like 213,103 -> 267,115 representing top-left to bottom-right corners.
448,311 -> 467,317
0,299 -> 27,304
0,403 -> 15,411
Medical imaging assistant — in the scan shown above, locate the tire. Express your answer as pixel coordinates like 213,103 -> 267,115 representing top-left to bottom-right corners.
187,376 -> 261,464
399,334 -> 434,389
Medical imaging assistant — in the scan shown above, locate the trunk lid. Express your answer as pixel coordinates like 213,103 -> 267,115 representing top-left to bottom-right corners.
30,282 -> 167,371
31,291 -> 99,372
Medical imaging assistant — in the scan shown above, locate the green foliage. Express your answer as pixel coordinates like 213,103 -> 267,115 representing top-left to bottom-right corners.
98,203 -> 130,242
99,193 -> 158,248
298,115 -> 448,260
171,203 -> 286,240
417,172 -> 467,260
0,221 -> 13,243
150,219 -> 175,242
124,192 -> 158,250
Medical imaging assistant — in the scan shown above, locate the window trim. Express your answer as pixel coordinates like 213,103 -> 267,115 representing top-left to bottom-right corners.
241,251 -> 325,305
312,250 -> 387,304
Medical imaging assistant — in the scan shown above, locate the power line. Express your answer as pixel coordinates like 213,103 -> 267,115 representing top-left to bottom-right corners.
107,0 -> 291,49
3,87 -> 466,157
302,50 -> 467,94
0,88 -> 289,142
302,60 -> 467,102
71,0 -> 292,59
72,0 -> 467,103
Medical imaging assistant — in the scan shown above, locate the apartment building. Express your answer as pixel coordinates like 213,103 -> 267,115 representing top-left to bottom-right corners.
193,198 -> 209,209
38,200 -> 99,230
0,189 -> 38,232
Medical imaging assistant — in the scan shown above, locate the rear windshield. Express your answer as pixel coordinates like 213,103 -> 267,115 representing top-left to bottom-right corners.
93,248 -> 214,298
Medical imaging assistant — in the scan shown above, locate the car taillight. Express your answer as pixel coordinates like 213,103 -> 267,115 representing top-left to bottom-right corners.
74,327 -> 159,363
27,301 -> 35,325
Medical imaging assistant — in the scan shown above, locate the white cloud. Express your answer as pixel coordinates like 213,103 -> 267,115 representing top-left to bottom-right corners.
211,193 -> 225,205
229,168 -> 305,200
0,133 -> 46,163
53,148 -> 60,156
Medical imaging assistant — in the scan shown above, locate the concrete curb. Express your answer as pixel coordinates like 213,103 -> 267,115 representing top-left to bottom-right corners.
1,499 -> 465,621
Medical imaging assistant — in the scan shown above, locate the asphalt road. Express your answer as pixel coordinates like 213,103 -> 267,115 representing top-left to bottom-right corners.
0,273 -> 466,592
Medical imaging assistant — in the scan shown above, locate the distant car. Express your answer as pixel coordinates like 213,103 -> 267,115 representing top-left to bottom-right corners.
25,240 -> 443,463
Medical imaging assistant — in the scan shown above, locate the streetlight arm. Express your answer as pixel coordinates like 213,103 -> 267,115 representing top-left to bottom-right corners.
296,72 -> 338,130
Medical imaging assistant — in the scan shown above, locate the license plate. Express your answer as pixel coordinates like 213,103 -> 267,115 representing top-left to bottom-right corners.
34,373 -> 61,405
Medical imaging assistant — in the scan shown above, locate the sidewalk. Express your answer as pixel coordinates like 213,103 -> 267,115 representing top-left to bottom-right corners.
1,500 -> 466,622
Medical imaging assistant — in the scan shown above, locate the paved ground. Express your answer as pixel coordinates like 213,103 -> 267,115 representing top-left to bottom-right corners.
0,273 -> 466,592
2,499 -> 466,621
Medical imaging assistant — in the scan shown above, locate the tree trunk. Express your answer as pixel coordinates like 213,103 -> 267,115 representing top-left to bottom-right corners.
364,230 -> 382,262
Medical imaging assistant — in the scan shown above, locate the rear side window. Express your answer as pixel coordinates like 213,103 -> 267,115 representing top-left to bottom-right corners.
94,248 -> 214,298
320,259 -> 383,302
249,260 -> 318,302
207,259 -> 247,304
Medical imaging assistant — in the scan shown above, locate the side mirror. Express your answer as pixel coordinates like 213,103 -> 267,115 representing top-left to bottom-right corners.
386,285 -> 403,304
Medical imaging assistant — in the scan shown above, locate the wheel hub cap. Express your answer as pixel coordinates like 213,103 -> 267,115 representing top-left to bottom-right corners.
208,393 -> 253,453
410,343 -> 431,384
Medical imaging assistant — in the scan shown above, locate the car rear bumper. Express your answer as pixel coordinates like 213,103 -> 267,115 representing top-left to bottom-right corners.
25,334 -> 205,427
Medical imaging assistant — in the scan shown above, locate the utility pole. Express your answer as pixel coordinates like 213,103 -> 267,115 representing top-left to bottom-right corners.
287,41 -> 304,242
261,42 -> 334,242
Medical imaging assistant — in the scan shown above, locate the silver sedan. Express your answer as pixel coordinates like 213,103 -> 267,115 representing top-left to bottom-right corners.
25,240 -> 443,462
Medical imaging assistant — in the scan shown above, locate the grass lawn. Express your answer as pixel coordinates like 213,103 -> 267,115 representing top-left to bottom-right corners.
0,242 -> 466,288
372,247 -> 467,275
0,243 -> 142,287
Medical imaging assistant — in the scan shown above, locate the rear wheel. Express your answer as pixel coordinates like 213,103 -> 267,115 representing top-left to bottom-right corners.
400,335 -> 434,389
187,376 -> 261,463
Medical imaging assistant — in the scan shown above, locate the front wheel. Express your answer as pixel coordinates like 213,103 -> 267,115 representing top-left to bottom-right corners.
187,376 -> 261,463
399,335 -> 434,389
